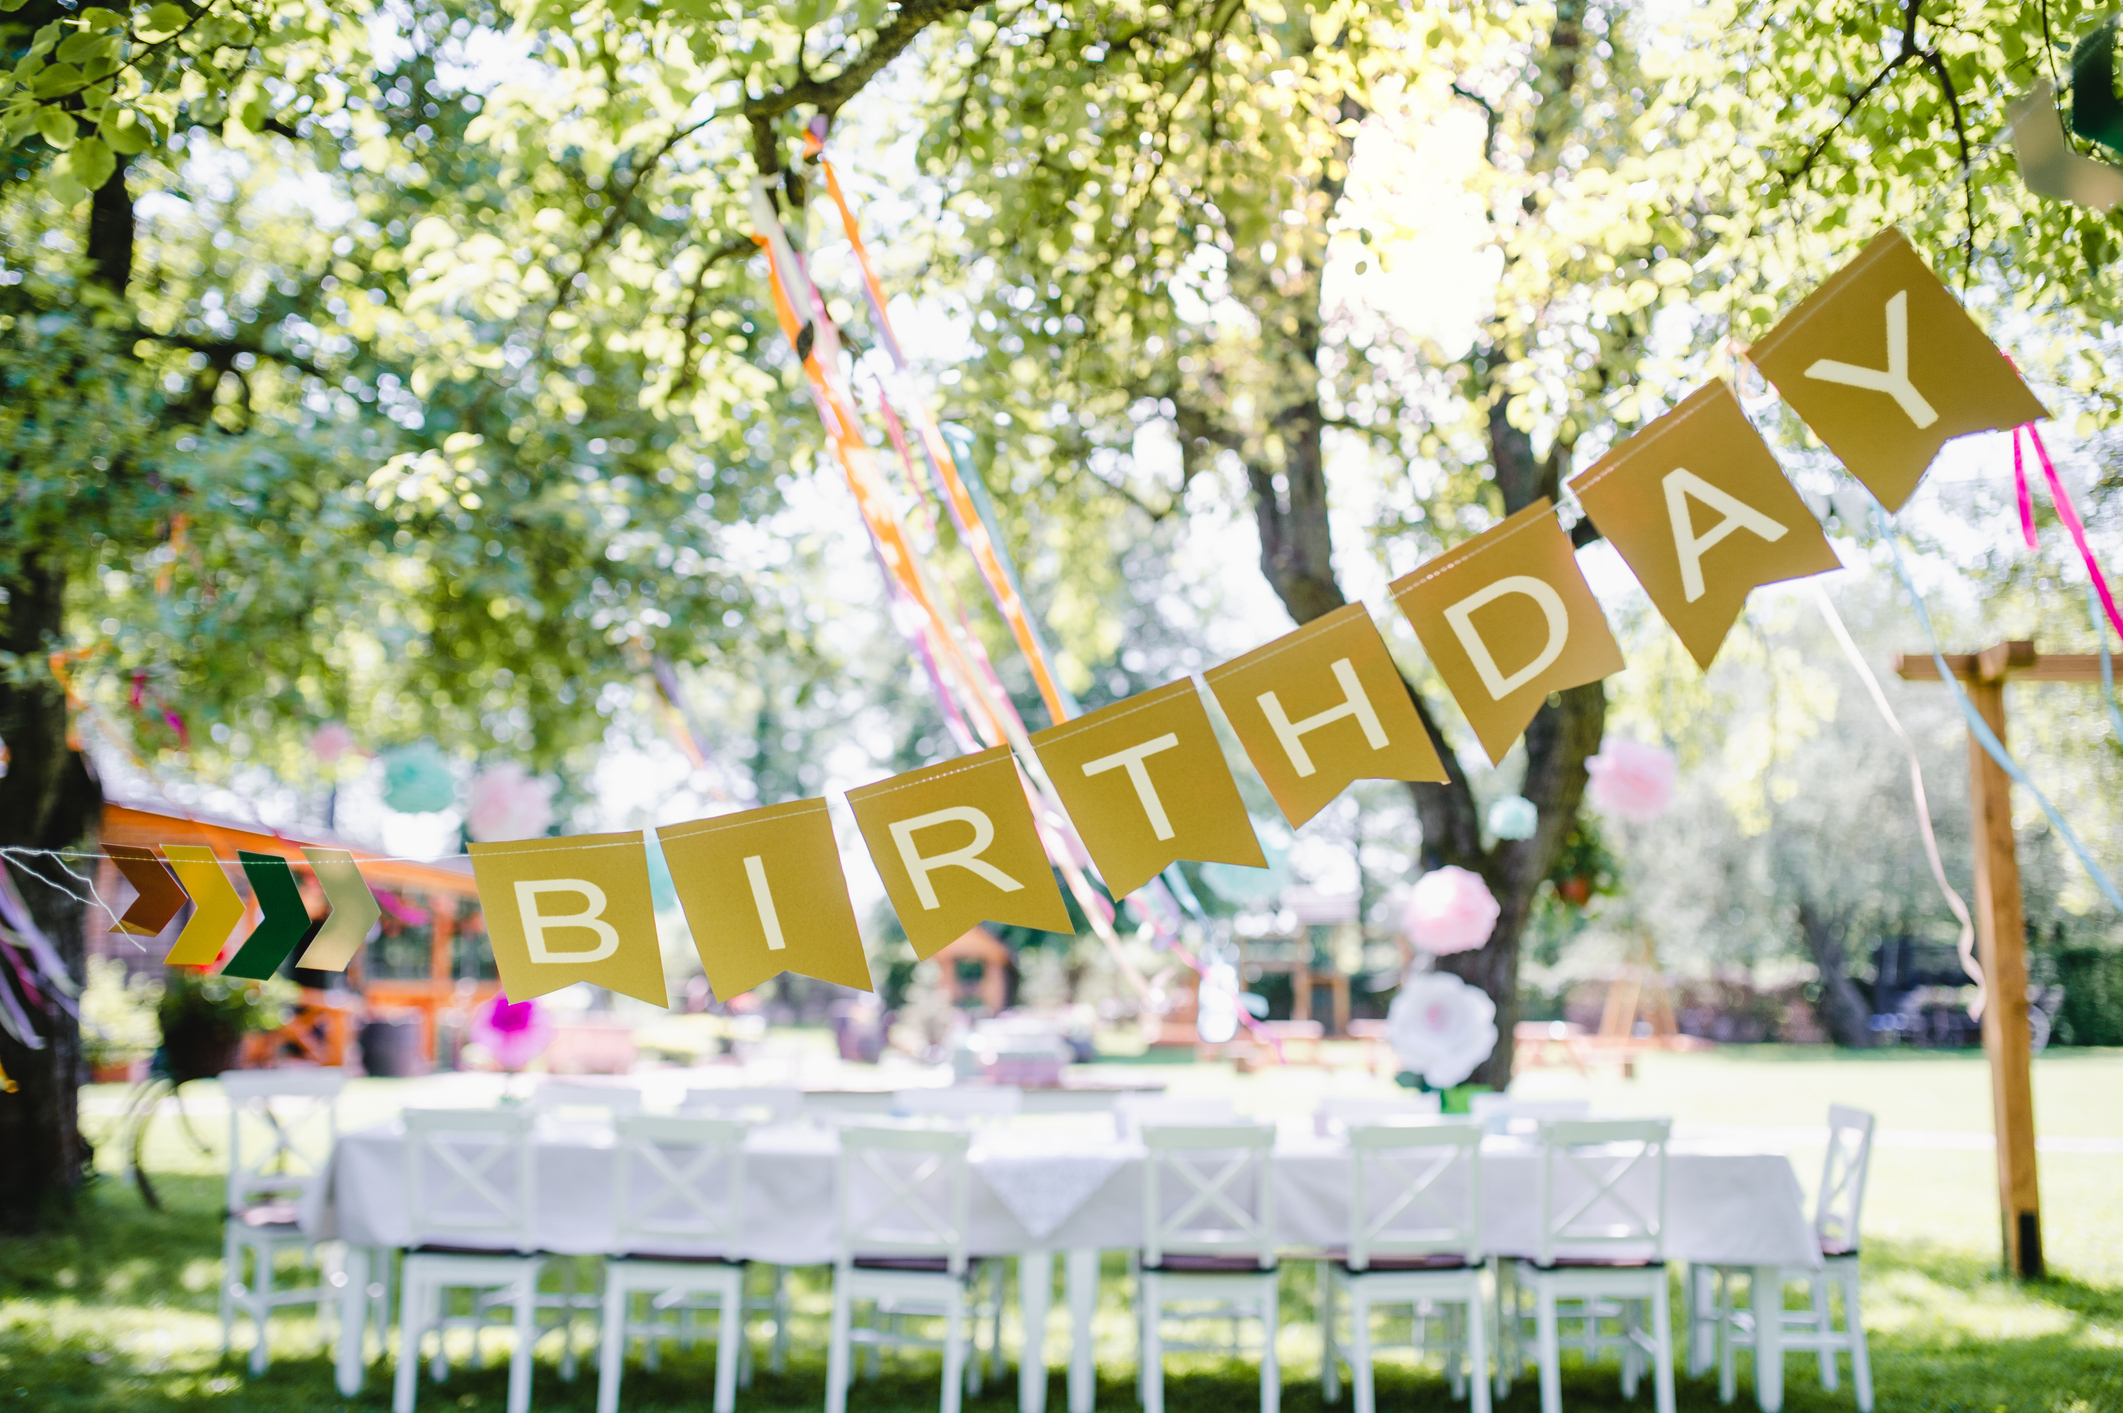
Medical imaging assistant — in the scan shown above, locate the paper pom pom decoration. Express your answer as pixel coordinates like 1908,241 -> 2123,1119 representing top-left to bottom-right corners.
1195,952 -> 1242,1045
469,993 -> 553,1072
1585,738 -> 1678,824
465,762 -> 559,843
1404,865 -> 1499,954
381,741 -> 457,814
1386,971 -> 1498,1089
1487,795 -> 1538,841
311,721 -> 359,767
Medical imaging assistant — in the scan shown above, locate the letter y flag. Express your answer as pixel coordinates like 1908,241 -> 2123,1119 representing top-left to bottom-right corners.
470,832 -> 669,1005
847,746 -> 1074,958
1390,500 -> 1625,765
1746,227 -> 2047,512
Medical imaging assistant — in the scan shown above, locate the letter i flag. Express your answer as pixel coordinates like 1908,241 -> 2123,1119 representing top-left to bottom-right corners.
659,799 -> 874,1000
847,745 -> 1073,959
469,832 -> 668,1005
1569,381 -> 1842,670
1746,227 -> 2048,513
1389,500 -> 1626,766
1030,679 -> 1266,898
1202,603 -> 1447,829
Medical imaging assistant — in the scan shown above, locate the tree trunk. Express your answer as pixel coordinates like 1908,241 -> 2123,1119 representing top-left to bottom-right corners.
1796,901 -> 1877,1048
0,554 -> 102,1227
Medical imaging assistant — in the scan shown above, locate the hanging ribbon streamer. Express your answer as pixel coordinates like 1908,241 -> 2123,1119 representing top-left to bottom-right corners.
1871,497 -> 2123,913
2012,420 -> 2123,643
2011,426 -> 2039,551
2094,584 -> 2123,749
1810,582 -> 1984,1015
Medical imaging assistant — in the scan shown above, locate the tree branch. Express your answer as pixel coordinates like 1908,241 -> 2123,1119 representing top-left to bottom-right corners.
1916,46 -> 1976,289
741,0 -> 989,122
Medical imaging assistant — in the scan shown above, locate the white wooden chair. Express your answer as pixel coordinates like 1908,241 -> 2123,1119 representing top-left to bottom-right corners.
680,1087 -> 804,1378
1136,1123 -> 1281,1413
530,1081 -> 643,1118
393,1108 -> 545,1413
893,1086 -> 1024,1122
596,1114 -> 751,1413
219,1069 -> 347,1373
1314,1093 -> 1442,1137
1468,1095 -> 1591,1136
1496,1119 -> 1674,1413
1113,1094 -> 1236,1140
1319,1120 -> 1489,1413
522,1083 -> 639,1377
825,1123 -> 999,1413
1709,1105 -> 1876,1411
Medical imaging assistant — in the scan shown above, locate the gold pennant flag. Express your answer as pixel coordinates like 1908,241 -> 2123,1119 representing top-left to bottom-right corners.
1747,227 -> 2047,512
846,746 -> 1073,959
1569,381 -> 1842,670
1030,679 -> 1266,898
660,799 -> 874,1000
1202,603 -> 1447,829
469,832 -> 668,1006
1389,500 -> 1626,765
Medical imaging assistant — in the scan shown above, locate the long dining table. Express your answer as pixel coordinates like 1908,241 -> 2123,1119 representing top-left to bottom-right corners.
301,1113 -> 1819,1412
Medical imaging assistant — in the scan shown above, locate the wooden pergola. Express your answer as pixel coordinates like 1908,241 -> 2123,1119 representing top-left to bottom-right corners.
1892,640 -> 2111,1279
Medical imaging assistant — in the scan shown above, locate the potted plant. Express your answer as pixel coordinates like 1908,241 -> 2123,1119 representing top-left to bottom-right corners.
81,958 -> 163,1083
155,969 -> 292,1083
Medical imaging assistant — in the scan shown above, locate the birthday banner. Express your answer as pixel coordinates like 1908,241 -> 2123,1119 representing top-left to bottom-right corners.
114,227 -> 2066,1004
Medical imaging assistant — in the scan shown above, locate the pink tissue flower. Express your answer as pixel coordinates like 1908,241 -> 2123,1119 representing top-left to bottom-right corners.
1403,865 -> 1499,955
1585,737 -> 1678,824
465,762 -> 558,843
311,722 -> 359,766
469,993 -> 553,1072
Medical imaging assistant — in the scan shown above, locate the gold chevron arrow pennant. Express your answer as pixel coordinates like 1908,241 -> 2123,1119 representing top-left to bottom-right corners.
160,846 -> 247,968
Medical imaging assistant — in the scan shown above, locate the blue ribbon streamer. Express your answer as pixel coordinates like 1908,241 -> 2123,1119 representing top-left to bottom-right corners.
1872,500 -> 2123,912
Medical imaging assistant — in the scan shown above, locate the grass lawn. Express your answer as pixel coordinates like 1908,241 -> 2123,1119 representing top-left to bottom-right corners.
2,1047 -> 2118,1412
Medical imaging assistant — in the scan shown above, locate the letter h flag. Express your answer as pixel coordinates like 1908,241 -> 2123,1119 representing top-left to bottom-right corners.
1390,500 -> 1625,765
469,832 -> 669,1005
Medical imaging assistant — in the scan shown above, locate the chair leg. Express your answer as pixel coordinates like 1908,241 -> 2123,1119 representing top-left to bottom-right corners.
826,1274 -> 853,1413
1492,1261 -> 1515,1401
1261,1272 -> 1280,1413
1649,1277 -> 1676,1413
393,1269 -> 423,1413
1142,1273 -> 1164,1413
221,1227 -> 240,1359
1349,1287 -> 1374,1413
771,1264 -> 790,1375
1621,1297 -> 1641,1400
1534,1285 -> 1562,1413
1843,1266 -> 1873,1413
596,1276 -> 627,1413
1811,1273 -> 1838,1391
1447,1302 -> 1466,1401
557,1260 -> 579,1382
967,1263 -> 987,1397
714,1279 -> 741,1413
1320,1264 -> 1341,1404
1716,1270 -> 1738,1406
1466,1289 -> 1492,1413
508,1271 -> 536,1413
942,1282 -> 967,1413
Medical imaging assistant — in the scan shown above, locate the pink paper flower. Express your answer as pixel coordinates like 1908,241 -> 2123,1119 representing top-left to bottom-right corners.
1403,866 -> 1499,955
465,762 -> 558,843
469,993 -> 553,1072
312,721 -> 359,766
1585,737 -> 1678,824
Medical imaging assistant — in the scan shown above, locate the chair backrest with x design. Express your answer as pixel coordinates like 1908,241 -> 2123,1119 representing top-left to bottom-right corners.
531,1081 -> 644,1118
836,1123 -> 974,1276
403,1107 -> 536,1252
1534,1118 -> 1669,1267
1346,1120 -> 1483,1270
1815,1104 -> 1876,1256
221,1069 -> 346,1215
1141,1123 -> 1277,1270
893,1086 -> 1024,1122
682,1086 -> 807,1125
612,1113 -> 748,1259
1113,1094 -> 1236,1140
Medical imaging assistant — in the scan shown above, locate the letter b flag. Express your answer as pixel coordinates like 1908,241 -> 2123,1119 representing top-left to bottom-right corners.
470,832 -> 668,1005
847,746 -> 1073,958
1204,603 -> 1447,828
1390,500 -> 1625,765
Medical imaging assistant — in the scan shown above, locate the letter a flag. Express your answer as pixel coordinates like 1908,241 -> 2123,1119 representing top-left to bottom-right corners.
161,845 -> 247,967
660,799 -> 874,1000
846,745 -> 1073,959
1569,381 -> 1842,669
469,833 -> 667,1005
1030,679 -> 1266,898
1746,227 -> 2048,512
222,852 -> 324,980
1203,603 -> 1447,829
107,844 -> 186,937
1390,500 -> 1626,765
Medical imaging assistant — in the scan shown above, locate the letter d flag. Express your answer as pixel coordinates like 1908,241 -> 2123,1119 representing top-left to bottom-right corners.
847,746 -> 1073,959
1390,500 -> 1625,765
470,832 -> 668,1005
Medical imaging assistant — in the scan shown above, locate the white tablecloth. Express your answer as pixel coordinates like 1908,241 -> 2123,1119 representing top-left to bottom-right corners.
299,1116 -> 1818,1270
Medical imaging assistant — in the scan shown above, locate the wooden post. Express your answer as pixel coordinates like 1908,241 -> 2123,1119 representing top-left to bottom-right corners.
1962,672 -> 2043,1279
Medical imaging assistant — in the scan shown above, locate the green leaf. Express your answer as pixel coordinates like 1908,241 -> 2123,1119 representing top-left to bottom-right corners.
0,0 -> 28,13
100,107 -> 149,153
137,3 -> 189,39
57,31 -> 112,64
31,62 -> 83,97
65,135 -> 114,189
77,6 -> 125,29
35,105 -> 76,148
45,167 -> 84,204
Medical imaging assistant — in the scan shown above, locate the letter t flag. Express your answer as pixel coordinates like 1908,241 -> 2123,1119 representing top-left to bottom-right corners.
1746,227 -> 2047,512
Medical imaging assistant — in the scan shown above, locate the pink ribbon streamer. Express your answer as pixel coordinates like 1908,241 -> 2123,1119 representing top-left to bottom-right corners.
2011,427 -> 2039,551
2017,421 -> 2123,643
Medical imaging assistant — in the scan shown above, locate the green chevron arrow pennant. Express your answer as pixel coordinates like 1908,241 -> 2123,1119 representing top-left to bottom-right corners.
220,851 -> 323,981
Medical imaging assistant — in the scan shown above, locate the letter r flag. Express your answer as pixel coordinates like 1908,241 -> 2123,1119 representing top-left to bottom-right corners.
1389,500 -> 1625,765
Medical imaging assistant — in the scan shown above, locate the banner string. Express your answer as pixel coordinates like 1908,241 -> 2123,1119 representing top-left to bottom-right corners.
1808,581 -> 1984,1015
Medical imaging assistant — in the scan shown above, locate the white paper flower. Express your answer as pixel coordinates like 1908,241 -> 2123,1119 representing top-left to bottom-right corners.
1386,971 -> 1498,1089
465,762 -> 558,843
